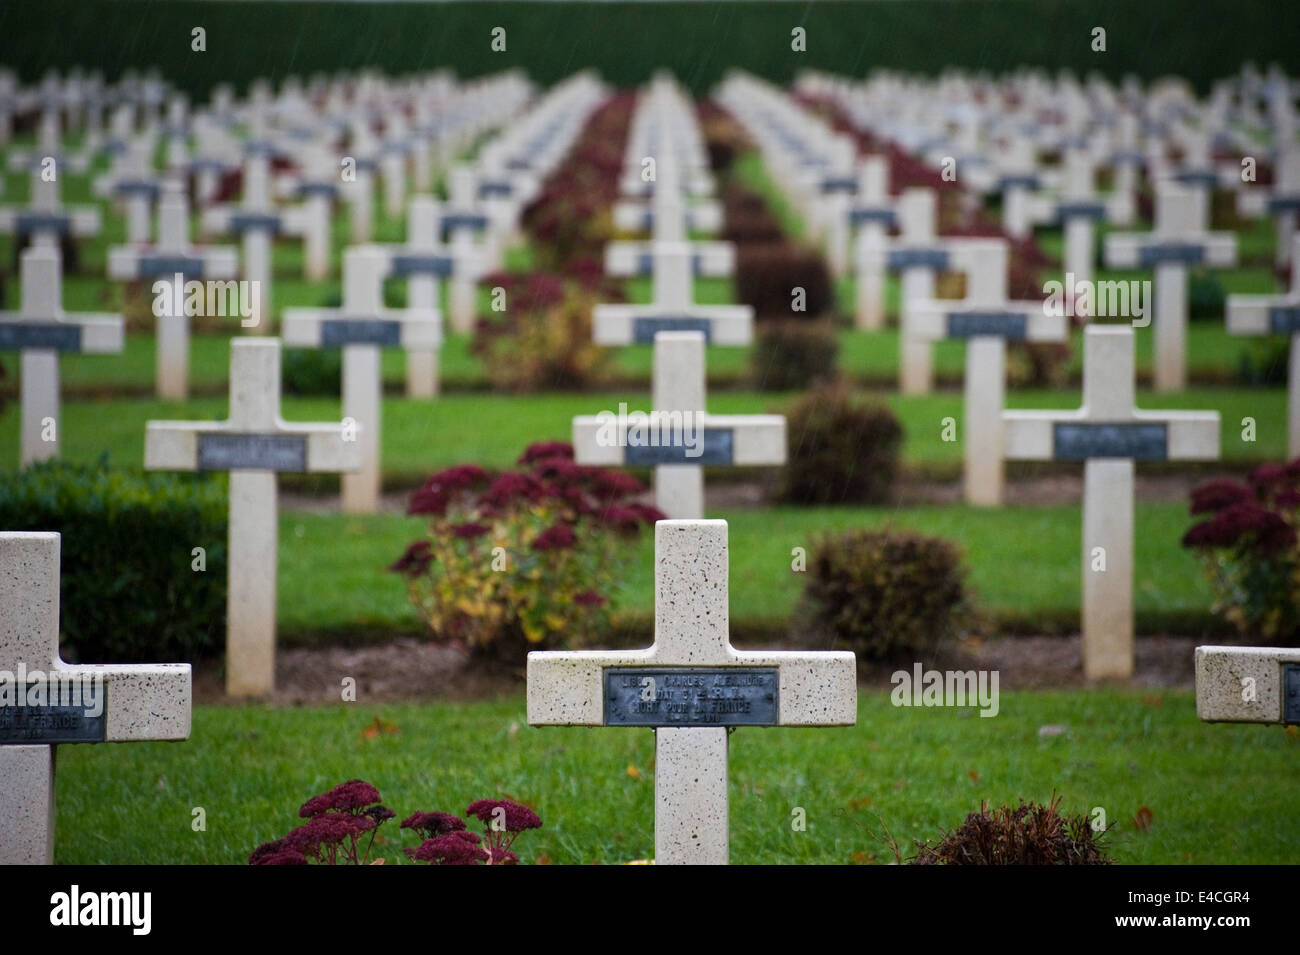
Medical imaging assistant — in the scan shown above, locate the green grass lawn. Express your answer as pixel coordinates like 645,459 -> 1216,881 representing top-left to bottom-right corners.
279,499 -> 1211,640
54,690 -> 1300,864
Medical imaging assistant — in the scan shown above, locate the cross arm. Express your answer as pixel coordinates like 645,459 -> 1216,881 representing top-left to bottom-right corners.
526,648 -> 856,726
107,246 -> 239,281
573,413 -> 786,467
592,303 -> 753,346
60,663 -> 192,741
0,206 -> 101,237
905,300 -> 1066,343
1226,293 -> 1299,335
0,310 -> 123,353
282,307 -> 442,350
605,240 -> 734,278
1104,231 -> 1237,269
1195,645 -> 1300,723
1002,408 -> 1219,460
612,200 -> 723,234
145,420 -> 363,473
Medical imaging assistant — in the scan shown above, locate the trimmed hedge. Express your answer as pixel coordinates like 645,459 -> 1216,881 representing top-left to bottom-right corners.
0,461 -> 227,663
4,1 -> 1296,99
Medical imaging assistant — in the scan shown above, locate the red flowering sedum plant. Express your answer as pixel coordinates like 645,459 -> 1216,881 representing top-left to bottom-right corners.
249,780 -> 396,865
391,442 -> 662,659
402,800 -> 543,865
250,782 -> 543,865
1183,462 -> 1300,644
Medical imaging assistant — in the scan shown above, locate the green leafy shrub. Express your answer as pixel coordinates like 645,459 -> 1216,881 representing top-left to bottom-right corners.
752,319 -> 839,391
282,347 -> 342,397
1182,463 -> 1300,643
1188,271 -> 1226,320
1235,339 -> 1289,387
905,795 -> 1112,865
800,526 -> 970,662
735,242 -> 834,320
0,460 -> 227,663
390,442 -> 662,662
777,385 -> 902,505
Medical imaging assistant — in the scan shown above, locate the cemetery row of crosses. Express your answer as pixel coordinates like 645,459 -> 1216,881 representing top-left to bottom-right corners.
0,60 -> 1296,865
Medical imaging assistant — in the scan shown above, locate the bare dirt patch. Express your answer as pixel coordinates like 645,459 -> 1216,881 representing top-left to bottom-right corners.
194,633 -> 1201,704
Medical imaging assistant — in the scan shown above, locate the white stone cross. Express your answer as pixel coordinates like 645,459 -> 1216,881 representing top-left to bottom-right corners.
594,145 -> 752,349
0,241 -> 124,465
5,99 -> 92,177
274,141 -> 337,282
1225,233 -> 1300,456
829,156 -> 892,301
1003,325 -> 1220,679
527,519 -> 856,865
188,113 -> 240,207
605,129 -> 735,286
0,165 -> 102,248
855,187 -> 982,393
0,531 -> 191,865
1195,645 -> 1300,726
107,179 -> 238,399
1104,182 -> 1237,391
367,194 -> 464,398
997,135 -> 1043,240
379,113 -> 413,221
283,244 -> 440,513
145,339 -> 362,696
439,166 -> 495,333
1026,147 -> 1125,295
907,239 -> 1067,505
573,331 -> 784,520
91,137 -> 158,244
202,153 -> 308,330
342,115 -> 379,243
1236,149 -> 1300,268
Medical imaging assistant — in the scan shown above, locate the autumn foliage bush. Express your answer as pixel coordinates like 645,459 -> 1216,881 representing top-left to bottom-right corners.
472,269 -> 619,392
1182,462 -> 1300,644
391,442 -> 662,660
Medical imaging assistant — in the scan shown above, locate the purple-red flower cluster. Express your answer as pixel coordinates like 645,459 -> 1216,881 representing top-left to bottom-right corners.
251,779 -> 394,865
406,464 -> 491,518
401,800 -> 542,865
1183,463 -> 1300,554
465,799 -> 544,833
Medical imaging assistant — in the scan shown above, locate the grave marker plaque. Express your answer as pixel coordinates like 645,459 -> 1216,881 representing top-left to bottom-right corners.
603,668 -> 779,727
197,433 -> 309,472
